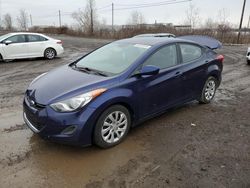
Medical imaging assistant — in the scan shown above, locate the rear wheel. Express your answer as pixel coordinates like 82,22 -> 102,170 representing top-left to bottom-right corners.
247,60 -> 250,65
199,76 -> 218,104
94,105 -> 131,148
44,48 -> 56,60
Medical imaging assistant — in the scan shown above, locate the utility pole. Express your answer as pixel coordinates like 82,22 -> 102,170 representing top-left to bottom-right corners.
112,3 -> 114,31
0,0 -> 2,30
237,0 -> 246,44
90,5 -> 93,35
247,15 -> 250,28
30,14 -> 33,27
59,10 -> 62,28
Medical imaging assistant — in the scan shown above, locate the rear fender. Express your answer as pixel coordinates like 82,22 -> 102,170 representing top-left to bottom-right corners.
207,64 -> 222,85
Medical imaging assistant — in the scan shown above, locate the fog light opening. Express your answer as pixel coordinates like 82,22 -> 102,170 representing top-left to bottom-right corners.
61,125 -> 77,135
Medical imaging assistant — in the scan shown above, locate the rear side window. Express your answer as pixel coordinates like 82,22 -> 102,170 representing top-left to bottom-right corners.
180,43 -> 202,63
144,44 -> 178,69
4,35 -> 26,43
27,35 -> 48,42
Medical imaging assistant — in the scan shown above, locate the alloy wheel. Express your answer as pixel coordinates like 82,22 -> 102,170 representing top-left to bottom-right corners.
45,49 -> 55,59
204,80 -> 216,101
101,111 -> 128,144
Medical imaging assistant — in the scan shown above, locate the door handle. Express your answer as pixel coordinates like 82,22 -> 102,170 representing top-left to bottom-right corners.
175,71 -> 182,76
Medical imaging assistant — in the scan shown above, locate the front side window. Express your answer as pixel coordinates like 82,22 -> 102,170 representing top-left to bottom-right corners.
180,43 -> 202,63
76,42 -> 150,75
5,35 -> 26,43
144,44 -> 178,69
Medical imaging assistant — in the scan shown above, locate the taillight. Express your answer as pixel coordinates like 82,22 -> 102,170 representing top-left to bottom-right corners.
216,55 -> 224,63
57,40 -> 63,45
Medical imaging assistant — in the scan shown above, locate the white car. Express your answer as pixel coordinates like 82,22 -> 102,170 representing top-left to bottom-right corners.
0,32 -> 64,61
247,47 -> 250,65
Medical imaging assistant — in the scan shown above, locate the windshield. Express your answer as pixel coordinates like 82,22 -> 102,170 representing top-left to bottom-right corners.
76,42 -> 150,75
0,33 -> 12,42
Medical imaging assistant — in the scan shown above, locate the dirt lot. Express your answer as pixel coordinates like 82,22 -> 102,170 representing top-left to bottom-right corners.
0,35 -> 249,188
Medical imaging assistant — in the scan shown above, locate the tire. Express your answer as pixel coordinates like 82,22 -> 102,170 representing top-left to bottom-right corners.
94,105 -> 131,148
247,60 -> 250,65
199,76 -> 218,104
0,54 -> 3,62
44,48 -> 56,60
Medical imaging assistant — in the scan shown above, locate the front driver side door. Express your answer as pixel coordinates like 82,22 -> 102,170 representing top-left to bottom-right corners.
2,35 -> 28,59
135,44 -> 185,118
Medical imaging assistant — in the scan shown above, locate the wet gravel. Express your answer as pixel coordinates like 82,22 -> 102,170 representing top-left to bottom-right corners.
0,36 -> 249,188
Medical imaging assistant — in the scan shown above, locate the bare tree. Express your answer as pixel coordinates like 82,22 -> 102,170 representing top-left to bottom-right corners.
72,0 -> 98,35
217,8 -> 229,25
185,3 -> 200,29
127,11 -> 145,25
3,13 -> 13,30
217,9 -> 231,40
16,9 -> 28,31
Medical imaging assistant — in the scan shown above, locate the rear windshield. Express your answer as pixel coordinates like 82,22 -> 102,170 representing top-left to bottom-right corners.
76,42 -> 150,75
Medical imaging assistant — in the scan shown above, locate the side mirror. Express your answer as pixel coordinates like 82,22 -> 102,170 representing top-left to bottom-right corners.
4,40 -> 12,45
139,65 -> 160,76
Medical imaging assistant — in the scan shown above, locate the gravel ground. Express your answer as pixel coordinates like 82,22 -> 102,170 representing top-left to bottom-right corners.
0,35 -> 249,188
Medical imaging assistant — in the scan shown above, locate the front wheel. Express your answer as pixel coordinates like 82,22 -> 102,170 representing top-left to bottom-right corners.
94,105 -> 131,148
247,60 -> 250,65
44,48 -> 56,60
199,76 -> 218,104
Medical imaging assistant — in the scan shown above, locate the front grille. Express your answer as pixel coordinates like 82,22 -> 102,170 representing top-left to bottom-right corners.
24,104 -> 45,131
25,95 -> 46,110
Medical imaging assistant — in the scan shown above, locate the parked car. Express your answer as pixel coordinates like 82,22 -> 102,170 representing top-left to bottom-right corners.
23,36 -> 223,148
0,32 -> 64,61
247,47 -> 250,65
134,33 -> 175,38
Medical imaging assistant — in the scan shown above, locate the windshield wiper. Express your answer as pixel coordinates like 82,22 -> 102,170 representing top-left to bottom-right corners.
73,64 -> 108,77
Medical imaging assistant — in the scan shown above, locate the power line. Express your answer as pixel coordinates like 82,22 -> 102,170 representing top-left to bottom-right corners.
115,0 -> 177,7
27,0 -> 192,25
96,4 -> 112,10
98,0 -> 191,12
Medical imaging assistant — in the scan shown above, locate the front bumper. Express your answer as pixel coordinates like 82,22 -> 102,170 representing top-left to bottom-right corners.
23,97 -> 97,146
23,112 -> 40,133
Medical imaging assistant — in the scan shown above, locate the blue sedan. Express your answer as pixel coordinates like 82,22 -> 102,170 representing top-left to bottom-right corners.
23,36 -> 224,148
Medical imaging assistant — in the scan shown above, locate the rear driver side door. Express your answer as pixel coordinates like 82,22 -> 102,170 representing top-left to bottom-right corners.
178,43 -> 207,100
26,34 -> 48,57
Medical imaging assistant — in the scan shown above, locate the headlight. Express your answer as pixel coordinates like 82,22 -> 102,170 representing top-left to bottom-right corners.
50,88 -> 107,112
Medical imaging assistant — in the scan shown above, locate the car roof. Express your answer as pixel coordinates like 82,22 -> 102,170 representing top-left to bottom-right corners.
115,37 -> 189,47
134,33 -> 175,38
8,32 -> 46,36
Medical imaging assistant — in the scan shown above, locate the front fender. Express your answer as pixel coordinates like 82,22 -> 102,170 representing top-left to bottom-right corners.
77,88 -> 138,146
89,88 -> 137,119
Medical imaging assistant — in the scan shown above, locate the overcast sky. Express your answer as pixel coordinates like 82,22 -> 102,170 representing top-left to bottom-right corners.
0,0 -> 249,28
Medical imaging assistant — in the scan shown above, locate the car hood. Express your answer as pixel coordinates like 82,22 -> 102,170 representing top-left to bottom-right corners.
27,65 -> 114,105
